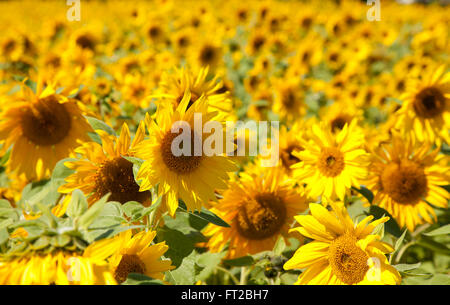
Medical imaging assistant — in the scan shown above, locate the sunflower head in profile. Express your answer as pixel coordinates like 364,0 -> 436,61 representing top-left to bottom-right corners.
132,90 -> 237,216
284,201 -> 401,285
153,66 -> 232,119
395,65 -> 450,144
59,122 -> 151,207
203,167 -> 309,259
364,132 -> 450,232
106,230 -> 175,284
292,120 -> 369,201
0,80 -> 92,181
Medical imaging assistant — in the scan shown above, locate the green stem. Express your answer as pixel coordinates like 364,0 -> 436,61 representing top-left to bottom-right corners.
216,266 -> 239,285
239,266 -> 248,285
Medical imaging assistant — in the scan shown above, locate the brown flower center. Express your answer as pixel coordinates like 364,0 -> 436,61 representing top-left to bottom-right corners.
114,254 -> 146,284
318,147 -> 345,177
282,89 -> 296,109
280,144 -> 303,170
413,87 -> 446,119
329,233 -> 369,285
199,45 -> 218,65
176,91 -> 199,110
75,34 -> 95,51
20,96 -> 71,146
95,157 -> 150,204
330,115 -> 350,132
161,129 -> 202,175
236,193 -> 287,240
381,159 -> 427,204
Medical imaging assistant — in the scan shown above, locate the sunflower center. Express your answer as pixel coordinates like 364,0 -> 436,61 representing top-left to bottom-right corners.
161,129 -> 202,175
329,233 -> 369,285
114,254 -> 146,284
95,157 -> 150,204
282,90 -> 296,109
75,34 -> 95,51
176,91 -> 199,110
330,116 -> 349,132
413,87 -> 446,118
280,144 -> 303,170
20,96 -> 71,146
318,147 -> 345,177
236,193 -> 287,240
380,159 -> 427,204
199,45 -> 217,65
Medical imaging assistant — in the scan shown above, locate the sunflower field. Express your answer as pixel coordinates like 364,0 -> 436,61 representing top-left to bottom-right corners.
0,0 -> 449,286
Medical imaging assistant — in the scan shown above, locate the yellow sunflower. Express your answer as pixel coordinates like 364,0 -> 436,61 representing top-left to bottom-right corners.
0,80 -> 92,180
107,230 -> 175,284
0,233 -> 122,285
284,201 -> 401,285
292,120 -> 369,201
203,167 -> 309,259
133,90 -> 237,216
152,66 -> 232,119
271,77 -> 306,123
395,65 -> 450,144
0,251 -> 115,285
59,122 -> 151,206
364,133 -> 450,232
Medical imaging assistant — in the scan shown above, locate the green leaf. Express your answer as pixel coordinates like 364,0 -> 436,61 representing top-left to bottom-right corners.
167,252 -> 198,285
0,228 -> 9,245
122,273 -> 164,285
91,225 -> 146,242
51,158 -> 77,180
122,201 -> 144,218
352,186 -> 374,203
416,235 -> 450,256
157,226 -> 194,268
367,205 -> 402,238
52,234 -> 71,248
394,263 -> 421,272
32,236 -> 51,250
177,201 -> 230,228
423,224 -> 450,236
196,252 -> 225,281
78,193 -> 110,229
223,256 -> 255,267
66,189 -> 88,219
85,116 -> 116,136
273,236 -> 286,256
395,229 -> 408,252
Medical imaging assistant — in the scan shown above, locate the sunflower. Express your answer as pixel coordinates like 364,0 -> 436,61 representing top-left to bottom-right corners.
395,65 -> 450,144
152,66 -> 232,119
59,122 -> 151,206
0,251 -> 116,285
284,201 -> 401,285
203,167 -> 309,259
0,248 -> 118,285
0,229 -> 123,285
132,90 -> 237,216
291,120 -> 369,201
107,230 -> 175,284
0,81 -> 92,180
318,100 -> 364,134
364,133 -> 450,232
277,123 -> 307,175
272,77 -> 306,123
